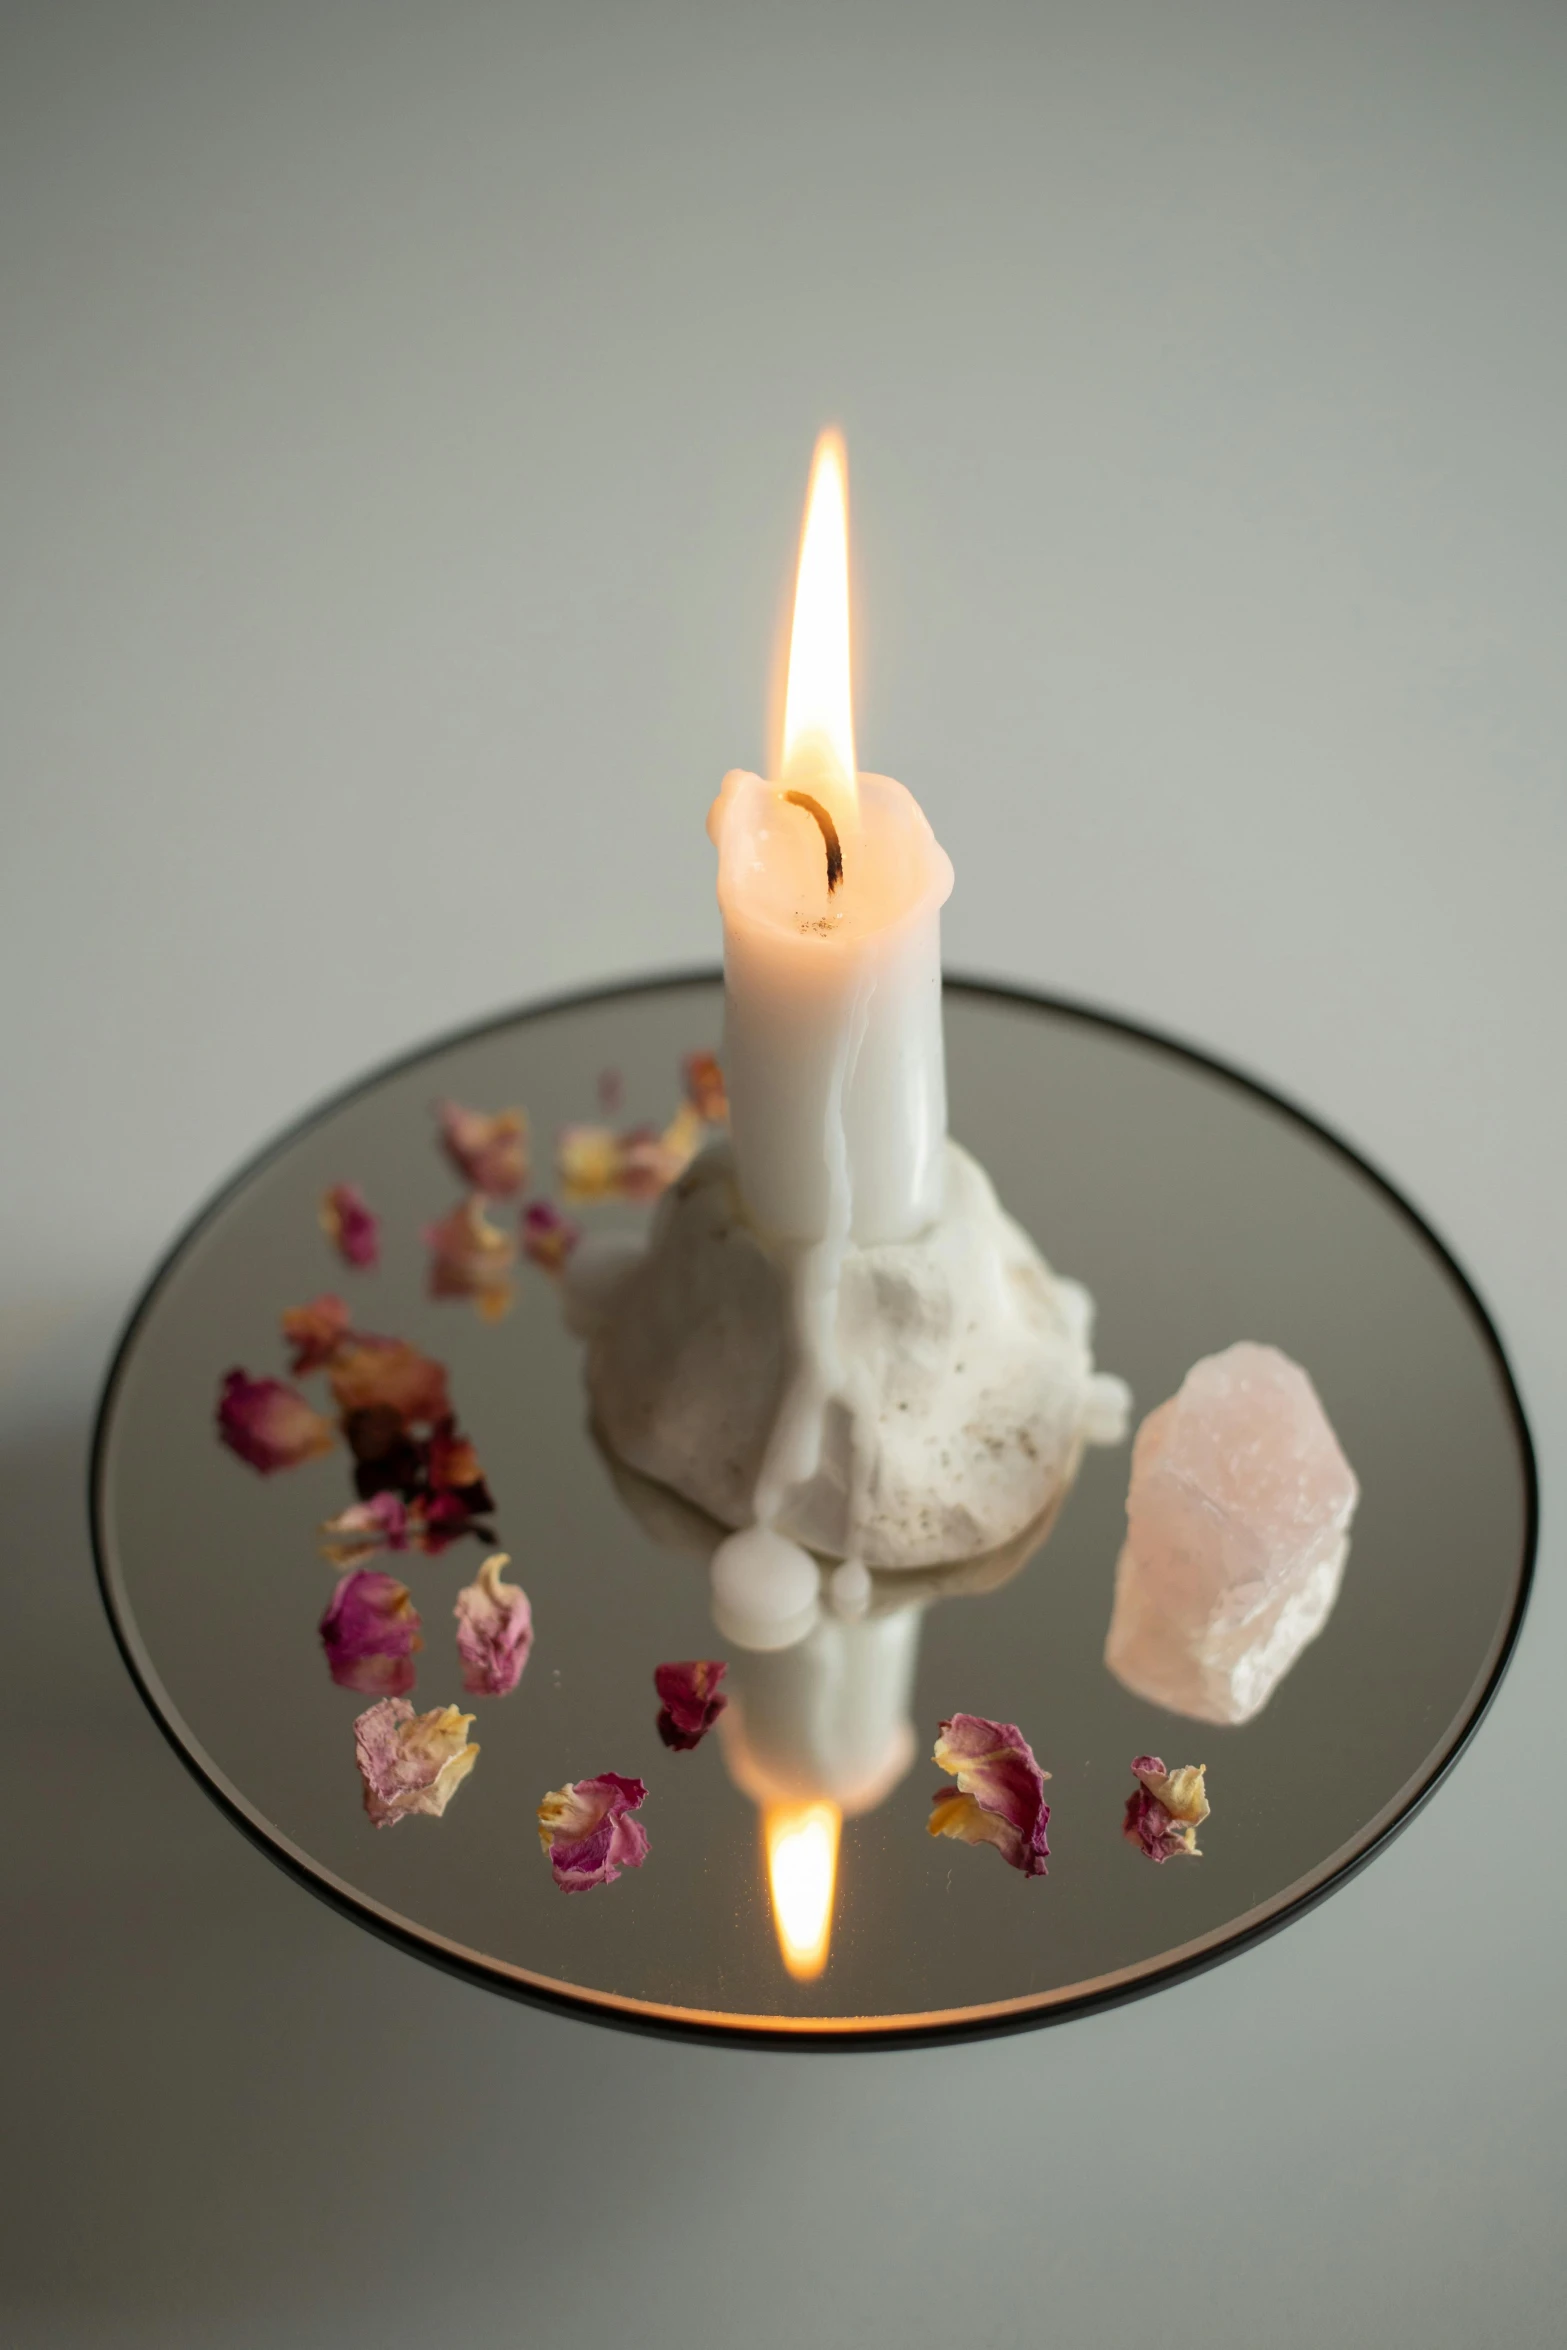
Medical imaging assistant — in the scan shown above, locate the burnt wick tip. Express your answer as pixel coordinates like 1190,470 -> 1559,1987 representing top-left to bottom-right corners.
783,791 -> 844,894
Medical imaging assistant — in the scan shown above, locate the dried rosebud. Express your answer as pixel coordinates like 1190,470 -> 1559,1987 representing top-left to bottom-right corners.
654,1659 -> 729,1751
320,1183 -> 380,1270
927,1712 -> 1052,1877
355,1698 -> 478,1828
682,1050 -> 728,1124
281,1293 -> 353,1375
329,1338 -> 451,1428
557,1123 -> 624,1202
537,1773 -> 649,1892
424,1196 -> 516,1321
520,1199 -> 581,1274
435,1101 -> 530,1197
454,1553 -> 533,1697
321,1570 -> 423,1696
320,1490 -> 411,1567
1123,1754 -> 1209,1862
217,1370 -> 336,1475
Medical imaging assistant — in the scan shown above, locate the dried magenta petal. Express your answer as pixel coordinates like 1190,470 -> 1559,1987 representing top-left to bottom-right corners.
927,1712 -> 1052,1877
320,1183 -> 380,1270
320,1570 -> 423,1696
435,1101 -> 530,1198
537,1773 -> 649,1892
520,1199 -> 581,1273
217,1370 -> 336,1474
654,1659 -> 729,1751
424,1196 -> 516,1320
354,1698 -> 478,1828
454,1554 -> 533,1697
320,1490 -> 411,1567
1123,1755 -> 1208,1862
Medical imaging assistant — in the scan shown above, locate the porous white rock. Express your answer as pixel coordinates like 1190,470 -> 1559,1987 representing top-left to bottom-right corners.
580,1136 -> 1127,1569
1104,1341 -> 1358,1725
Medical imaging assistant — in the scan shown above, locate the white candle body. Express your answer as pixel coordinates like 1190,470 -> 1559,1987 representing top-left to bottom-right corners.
709,770 -> 954,1247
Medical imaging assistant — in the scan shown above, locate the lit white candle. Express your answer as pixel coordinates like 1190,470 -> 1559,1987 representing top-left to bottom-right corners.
708,432 -> 954,1249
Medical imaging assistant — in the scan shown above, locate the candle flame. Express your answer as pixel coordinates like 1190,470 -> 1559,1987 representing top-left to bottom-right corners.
764,1800 -> 841,1982
780,429 -> 857,826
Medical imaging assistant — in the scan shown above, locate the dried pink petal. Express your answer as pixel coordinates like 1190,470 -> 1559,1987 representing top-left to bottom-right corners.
927,1712 -> 1052,1877
520,1199 -> 581,1274
424,1196 -> 516,1321
217,1370 -> 337,1475
281,1293 -> 353,1375
557,1123 -> 624,1202
454,1553 -> 533,1696
621,1104 -> 705,1201
1123,1755 -> 1209,1862
328,1337 -> 451,1427
654,1659 -> 729,1751
319,1490 -> 410,1567
321,1183 -> 380,1270
537,1772 -> 649,1892
355,1698 -> 478,1828
682,1050 -> 728,1125
435,1100 -> 530,1197
321,1570 -> 423,1696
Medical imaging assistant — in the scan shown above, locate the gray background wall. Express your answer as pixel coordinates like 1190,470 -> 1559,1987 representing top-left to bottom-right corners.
3,4 -> 1563,2343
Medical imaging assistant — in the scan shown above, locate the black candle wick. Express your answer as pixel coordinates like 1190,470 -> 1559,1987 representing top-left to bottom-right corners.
783,790 -> 844,894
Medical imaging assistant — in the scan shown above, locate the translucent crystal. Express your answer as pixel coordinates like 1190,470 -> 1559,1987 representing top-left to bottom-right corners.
1104,1342 -> 1358,1726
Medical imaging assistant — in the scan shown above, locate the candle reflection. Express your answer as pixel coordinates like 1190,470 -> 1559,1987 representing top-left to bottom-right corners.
763,1801 -> 841,1982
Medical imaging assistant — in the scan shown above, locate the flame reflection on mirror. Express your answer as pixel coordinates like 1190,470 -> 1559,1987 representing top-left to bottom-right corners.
763,1800 -> 842,1981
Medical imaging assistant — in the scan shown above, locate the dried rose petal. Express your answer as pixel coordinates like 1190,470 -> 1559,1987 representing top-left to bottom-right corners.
321,1570 -> 423,1696
654,1659 -> 729,1751
321,1183 -> 380,1270
624,1103 -> 705,1201
537,1773 -> 649,1892
520,1199 -> 581,1274
217,1370 -> 336,1475
927,1712 -> 1052,1877
436,1100 -> 530,1197
454,1553 -> 533,1697
355,1698 -> 478,1828
682,1050 -> 728,1124
557,1123 -> 624,1202
427,1417 -> 494,1511
424,1196 -> 516,1321
329,1338 -> 451,1427
320,1490 -> 411,1567
1123,1754 -> 1209,1863
281,1293 -> 353,1375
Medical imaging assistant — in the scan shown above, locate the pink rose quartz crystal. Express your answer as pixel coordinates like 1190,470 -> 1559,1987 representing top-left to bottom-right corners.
454,1554 -> 533,1696
1105,1342 -> 1358,1727
927,1713 -> 1051,1877
654,1659 -> 729,1751
537,1773 -> 649,1892
354,1698 -> 478,1827
1123,1754 -> 1209,1862
320,1570 -> 423,1696
217,1371 -> 337,1474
